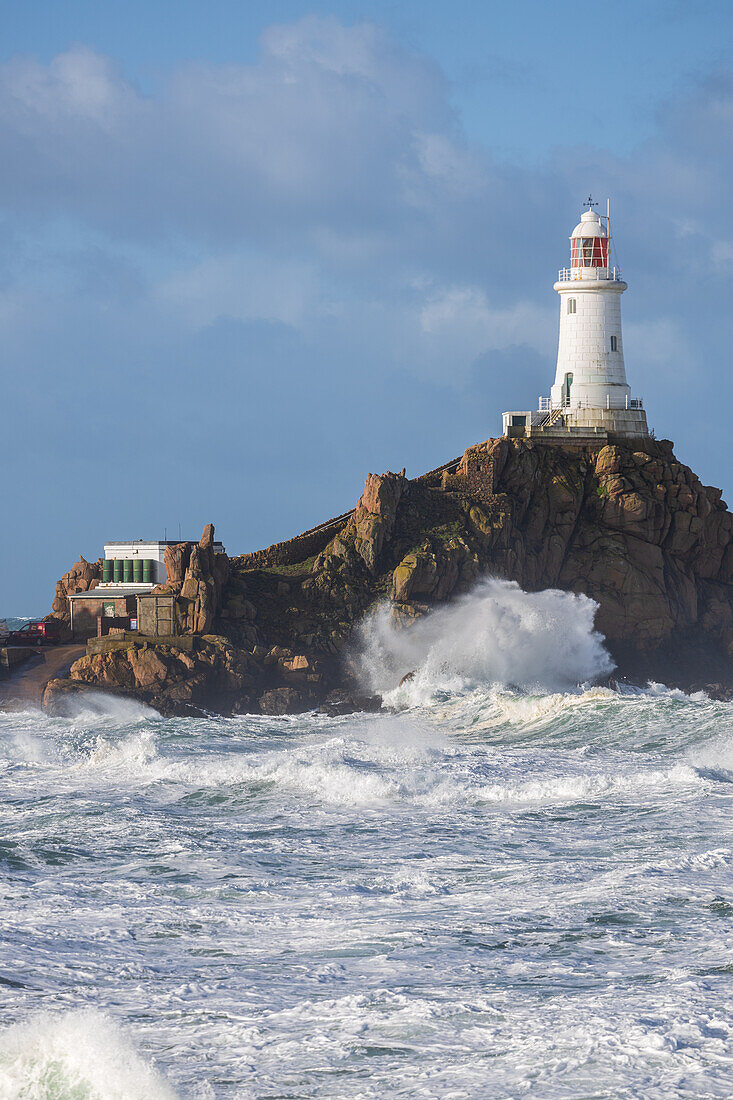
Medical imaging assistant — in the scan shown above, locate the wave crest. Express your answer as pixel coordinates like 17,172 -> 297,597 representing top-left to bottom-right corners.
358,577 -> 613,704
0,1008 -> 177,1099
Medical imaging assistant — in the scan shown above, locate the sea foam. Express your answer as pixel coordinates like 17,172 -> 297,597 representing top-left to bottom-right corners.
52,691 -> 161,724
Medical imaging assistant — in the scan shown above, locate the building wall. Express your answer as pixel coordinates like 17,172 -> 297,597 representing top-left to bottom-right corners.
235,520 -> 349,571
565,407 -> 649,436
70,595 -> 136,640
104,543 -> 169,584
136,594 -> 180,637
552,282 -> 631,408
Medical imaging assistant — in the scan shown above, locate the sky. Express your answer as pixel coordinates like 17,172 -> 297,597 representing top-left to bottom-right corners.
3,0 -> 733,612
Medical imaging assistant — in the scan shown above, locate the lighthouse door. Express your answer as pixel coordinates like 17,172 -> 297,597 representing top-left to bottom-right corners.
562,372 -> 573,407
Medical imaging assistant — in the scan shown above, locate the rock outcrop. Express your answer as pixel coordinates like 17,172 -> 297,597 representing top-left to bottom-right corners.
43,636 -> 257,717
154,523 -> 231,634
42,634 -> 337,717
50,557 -> 103,624
315,469 -> 406,575
178,524 -> 230,633
163,541 -> 191,587
45,436 -> 733,713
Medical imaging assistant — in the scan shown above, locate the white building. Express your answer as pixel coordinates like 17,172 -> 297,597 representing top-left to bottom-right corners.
67,537 -> 226,638
98,540 -> 176,592
503,201 -> 649,440
95,538 -> 226,593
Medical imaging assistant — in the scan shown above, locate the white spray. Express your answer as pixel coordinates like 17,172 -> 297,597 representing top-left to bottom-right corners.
0,1009 -> 177,1100
358,577 -> 613,705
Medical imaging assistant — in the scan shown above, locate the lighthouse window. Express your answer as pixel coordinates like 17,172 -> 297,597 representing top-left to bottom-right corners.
582,238 -> 595,266
610,335 -> 618,351
567,299 -> 576,314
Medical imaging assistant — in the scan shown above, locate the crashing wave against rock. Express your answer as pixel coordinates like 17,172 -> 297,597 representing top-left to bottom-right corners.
43,436 -> 733,715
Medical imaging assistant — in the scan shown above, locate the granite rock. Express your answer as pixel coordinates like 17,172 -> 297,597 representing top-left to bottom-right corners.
46,437 -> 733,712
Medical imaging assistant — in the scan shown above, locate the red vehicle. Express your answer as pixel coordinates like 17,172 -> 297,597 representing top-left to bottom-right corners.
3,620 -> 63,646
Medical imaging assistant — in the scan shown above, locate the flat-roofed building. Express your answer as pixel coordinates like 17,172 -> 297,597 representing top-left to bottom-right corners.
68,537 -> 226,639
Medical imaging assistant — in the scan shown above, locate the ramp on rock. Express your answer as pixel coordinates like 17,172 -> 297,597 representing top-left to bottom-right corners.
0,645 -> 85,710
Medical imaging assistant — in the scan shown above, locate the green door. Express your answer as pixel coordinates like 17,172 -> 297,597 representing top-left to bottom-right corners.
562,372 -> 573,406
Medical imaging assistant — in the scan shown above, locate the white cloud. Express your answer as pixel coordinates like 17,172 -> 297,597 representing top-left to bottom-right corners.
154,254 -> 320,330
0,18 -> 473,249
0,18 -> 733,421
711,239 -> 733,269
0,47 -> 130,126
623,317 -> 701,399
420,285 -> 554,359
412,132 -> 487,196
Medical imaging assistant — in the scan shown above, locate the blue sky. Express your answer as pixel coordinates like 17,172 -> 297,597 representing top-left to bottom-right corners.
3,0 -> 733,612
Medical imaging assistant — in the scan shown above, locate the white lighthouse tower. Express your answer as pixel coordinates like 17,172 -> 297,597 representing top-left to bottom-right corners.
503,199 -> 649,440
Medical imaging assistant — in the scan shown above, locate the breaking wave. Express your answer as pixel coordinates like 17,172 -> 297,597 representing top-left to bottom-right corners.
0,1008 -> 177,1099
3,584 -> 733,1097
36,704 -> 708,813
50,691 -> 160,724
359,577 -> 613,705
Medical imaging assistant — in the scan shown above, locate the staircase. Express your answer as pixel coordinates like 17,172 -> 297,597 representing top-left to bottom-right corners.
537,404 -> 566,429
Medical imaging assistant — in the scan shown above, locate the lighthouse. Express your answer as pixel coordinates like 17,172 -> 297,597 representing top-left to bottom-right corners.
503,200 -> 649,440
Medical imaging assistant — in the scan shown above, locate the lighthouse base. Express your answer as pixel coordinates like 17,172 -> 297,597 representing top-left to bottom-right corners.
561,406 -> 649,437
502,406 -> 649,442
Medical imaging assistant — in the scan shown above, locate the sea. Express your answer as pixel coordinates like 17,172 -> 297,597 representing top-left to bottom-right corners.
1,579 -> 732,1098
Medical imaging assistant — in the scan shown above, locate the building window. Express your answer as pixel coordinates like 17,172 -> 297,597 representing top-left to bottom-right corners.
103,602 -> 115,618
567,299 -> 576,314
610,335 -> 618,351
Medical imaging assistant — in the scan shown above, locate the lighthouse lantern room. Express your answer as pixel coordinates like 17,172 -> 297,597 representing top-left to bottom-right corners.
502,199 -> 649,441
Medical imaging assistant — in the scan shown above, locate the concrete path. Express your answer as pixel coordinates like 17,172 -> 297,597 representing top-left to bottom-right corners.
0,645 -> 85,710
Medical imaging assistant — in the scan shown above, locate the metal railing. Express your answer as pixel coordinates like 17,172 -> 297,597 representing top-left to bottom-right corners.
538,394 -> 643,411
557,266 -> 623,283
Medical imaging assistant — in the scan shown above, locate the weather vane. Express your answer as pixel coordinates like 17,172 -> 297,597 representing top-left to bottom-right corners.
583,195 -> 598,210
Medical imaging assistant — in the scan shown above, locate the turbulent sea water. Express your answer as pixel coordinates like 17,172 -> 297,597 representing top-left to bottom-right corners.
2,581 -> 733,1098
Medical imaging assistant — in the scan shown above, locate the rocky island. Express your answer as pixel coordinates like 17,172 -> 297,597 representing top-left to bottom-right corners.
42,434 -> 733,715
